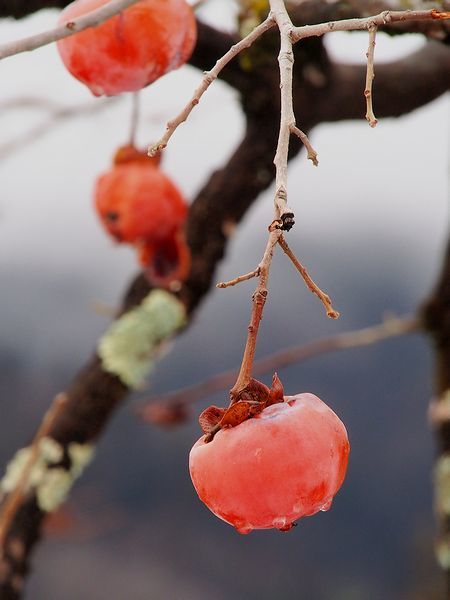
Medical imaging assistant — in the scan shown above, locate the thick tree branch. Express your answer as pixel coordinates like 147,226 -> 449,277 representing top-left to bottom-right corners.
0,107 -> 306,597
0,0 -> 68,18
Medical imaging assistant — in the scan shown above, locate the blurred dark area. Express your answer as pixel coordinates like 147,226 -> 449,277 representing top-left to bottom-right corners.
0,220 -> 446,600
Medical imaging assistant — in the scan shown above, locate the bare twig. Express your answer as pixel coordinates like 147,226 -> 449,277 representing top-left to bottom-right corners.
278,234 -> 339,319
0,394 -> 68,551
148,14 -> 275,156
147,7 -> 450,162
290,125 -> 318,166
0,97 -> 70,113
290,9 -> 450,42
0,0 -> 142,61
270,0 -> 296,224
216,267 -> 260,289
140,314 -> 420,413
229,225 -> 281,402
365,23 -> 378,127
0,98 -> 118,162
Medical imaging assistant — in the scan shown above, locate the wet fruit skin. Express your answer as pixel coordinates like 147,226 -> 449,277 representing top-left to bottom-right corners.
189,393 -> 350,534
57,0 -> 197,96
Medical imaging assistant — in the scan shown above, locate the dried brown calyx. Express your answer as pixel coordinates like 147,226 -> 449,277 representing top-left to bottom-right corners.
199,373 -> 285,442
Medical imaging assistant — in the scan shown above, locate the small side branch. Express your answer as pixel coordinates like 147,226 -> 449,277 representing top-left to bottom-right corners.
0,97 -> 118,162
217,267 -> 260,289
140,314 -> 420,416
148,15 -> 276,156
278,234 -> 339,319
365,23 -> 378,128
290,125 -> 318,166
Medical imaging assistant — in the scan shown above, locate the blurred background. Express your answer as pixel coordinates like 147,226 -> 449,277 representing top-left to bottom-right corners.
0,2 -> 449,598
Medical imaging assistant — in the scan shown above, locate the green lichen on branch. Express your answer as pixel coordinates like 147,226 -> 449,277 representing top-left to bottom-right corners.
435,452 -> 450,517
98,289 -> 186,388
0,438 -> 95,512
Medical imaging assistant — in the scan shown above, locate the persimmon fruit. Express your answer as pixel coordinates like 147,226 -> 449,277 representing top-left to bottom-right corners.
94,145 -> 190,287
189,393 -> 350,534
57,0 -> 197,96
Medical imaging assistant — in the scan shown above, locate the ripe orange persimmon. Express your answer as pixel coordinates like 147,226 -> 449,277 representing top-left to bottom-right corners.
189,393 -> 350,534
95,145 -> 190,287
57,0 -> 197,96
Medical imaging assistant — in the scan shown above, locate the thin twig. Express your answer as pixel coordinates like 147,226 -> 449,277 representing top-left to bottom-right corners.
0,394 -> 68,551
278,234 -> 339,319
148,14 -> 276,156
0,98 -> 118,162
290,9 -> 450,42
140,314 -> 420,413
217,267 -> 260,289
229,226 -> 281,402
365,23 -> 378,128
0,0 -> 142,61
290,125 -> 318,166
0,97 -> 71,113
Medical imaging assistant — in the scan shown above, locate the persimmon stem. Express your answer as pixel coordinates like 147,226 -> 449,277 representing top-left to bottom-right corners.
229,226 -> 281,403
129,92 -> 140,146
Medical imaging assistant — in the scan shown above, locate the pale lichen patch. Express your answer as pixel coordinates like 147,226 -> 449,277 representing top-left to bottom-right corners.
98,289 -> 186,388
37,468 -> 73,512
435,453 -> 450,517
0,438 -> 95,513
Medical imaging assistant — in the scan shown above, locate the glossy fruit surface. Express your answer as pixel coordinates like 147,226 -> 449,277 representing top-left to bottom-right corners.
189,393 -> 349,534
94,154 -> 187,244
57,0 -> 197,96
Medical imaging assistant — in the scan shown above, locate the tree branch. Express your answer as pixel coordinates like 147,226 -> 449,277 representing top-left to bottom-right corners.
323,42 -> 450,122
0,107 -> 305,595
290,0 -> 450,42
0,0 -> 69,18
140,314 -> 420,418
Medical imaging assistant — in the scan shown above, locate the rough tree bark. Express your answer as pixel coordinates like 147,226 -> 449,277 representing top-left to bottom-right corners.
0,1 -> 449,598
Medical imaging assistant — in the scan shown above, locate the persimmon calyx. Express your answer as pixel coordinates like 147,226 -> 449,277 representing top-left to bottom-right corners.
199,373 -> 285,441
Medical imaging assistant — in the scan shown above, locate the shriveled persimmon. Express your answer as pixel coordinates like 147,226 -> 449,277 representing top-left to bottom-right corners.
57,0 -> 197,96
189,390 -> 349,534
